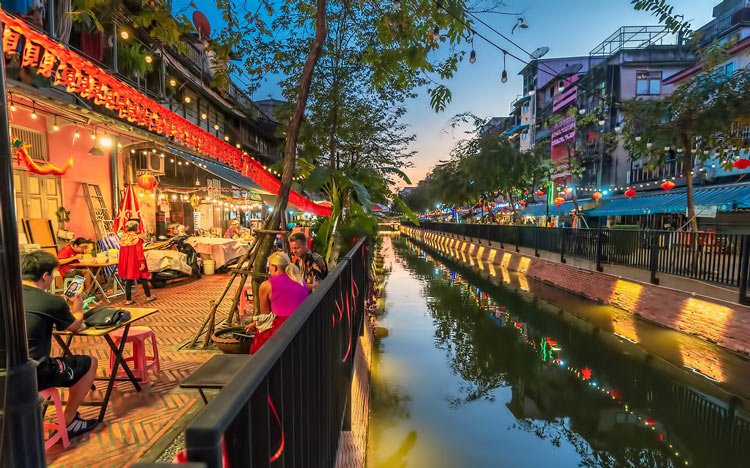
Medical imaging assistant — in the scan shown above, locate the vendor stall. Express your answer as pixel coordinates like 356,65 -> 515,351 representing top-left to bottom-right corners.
187,237 -> 249,269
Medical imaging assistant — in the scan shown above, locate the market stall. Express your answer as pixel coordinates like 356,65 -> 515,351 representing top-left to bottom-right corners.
186,237 -> 249,269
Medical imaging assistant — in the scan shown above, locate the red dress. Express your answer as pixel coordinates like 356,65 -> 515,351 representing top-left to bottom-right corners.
249,316 -> 287,354
57,244 -> 76,277
118,233 -> 149,280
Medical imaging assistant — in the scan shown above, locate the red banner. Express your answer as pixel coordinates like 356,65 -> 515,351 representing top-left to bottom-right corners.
1,11 -> 330,217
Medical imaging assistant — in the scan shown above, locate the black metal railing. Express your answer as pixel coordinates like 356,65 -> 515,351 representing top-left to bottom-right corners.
407,222 -> 750,304
136,239 -> 369,468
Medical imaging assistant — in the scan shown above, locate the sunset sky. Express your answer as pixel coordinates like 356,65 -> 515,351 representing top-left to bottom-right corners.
178,0 -> 715,189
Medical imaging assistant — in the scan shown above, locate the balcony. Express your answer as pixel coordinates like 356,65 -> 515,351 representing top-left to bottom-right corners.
697,8 -> 750,46
629,160 -> 685,185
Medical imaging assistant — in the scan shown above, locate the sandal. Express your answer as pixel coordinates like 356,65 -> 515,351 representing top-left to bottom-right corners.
145,296 -> 157,303
124,300 -> 135,306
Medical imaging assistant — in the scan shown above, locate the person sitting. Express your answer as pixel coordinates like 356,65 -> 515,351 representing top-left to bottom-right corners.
118,219 -> 156,305
57,238 -> 94,288
224,219 -> 242,239
21,250 -> 99,439
244,252 -> 309,354
288,232 -> 328,291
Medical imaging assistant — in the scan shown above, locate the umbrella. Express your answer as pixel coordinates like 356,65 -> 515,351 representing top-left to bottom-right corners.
113,185 -> 145,234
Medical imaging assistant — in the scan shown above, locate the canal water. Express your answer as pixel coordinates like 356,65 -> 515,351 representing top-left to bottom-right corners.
367,235 -> 750,468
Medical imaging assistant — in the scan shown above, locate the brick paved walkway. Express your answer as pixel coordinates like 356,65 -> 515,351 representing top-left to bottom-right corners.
44,273 -> 237,467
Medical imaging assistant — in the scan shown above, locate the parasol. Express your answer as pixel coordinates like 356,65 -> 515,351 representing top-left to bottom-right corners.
113,185 -> 145,234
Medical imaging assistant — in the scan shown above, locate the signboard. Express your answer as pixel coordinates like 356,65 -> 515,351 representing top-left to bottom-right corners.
690,205 -> 717,218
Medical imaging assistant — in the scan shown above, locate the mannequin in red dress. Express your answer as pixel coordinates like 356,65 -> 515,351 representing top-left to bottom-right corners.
118,220 -> 156,305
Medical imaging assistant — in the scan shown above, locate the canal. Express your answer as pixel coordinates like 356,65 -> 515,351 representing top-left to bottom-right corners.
367,235 -> 750,468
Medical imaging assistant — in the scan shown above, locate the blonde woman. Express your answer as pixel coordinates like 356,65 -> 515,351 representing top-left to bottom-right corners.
245,251 -> 309,354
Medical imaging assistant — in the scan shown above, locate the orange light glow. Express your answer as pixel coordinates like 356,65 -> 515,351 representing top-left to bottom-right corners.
488,249 -> 498,263
476,246 -> 485,259
611,310 -> 639,344
609,280 -> 643,311
518,273 -> 529,291
676,298 -> 733,343
501,252 -> 512,269
678,340 -> 724,382
518,257 -> 531,275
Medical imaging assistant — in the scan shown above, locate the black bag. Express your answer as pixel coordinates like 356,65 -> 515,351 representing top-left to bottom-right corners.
84,306 -> 131,328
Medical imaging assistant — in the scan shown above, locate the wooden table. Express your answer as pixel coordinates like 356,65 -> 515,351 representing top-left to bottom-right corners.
53,307 -> 158,422
69,260 -> 124,303
179,354 -> 251,403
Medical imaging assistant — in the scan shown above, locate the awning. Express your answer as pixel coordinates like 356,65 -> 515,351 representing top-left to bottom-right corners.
172,148 -> 267,199
506,124 -> 529,136
587,183 -> 750,217
520,199 -> 592,217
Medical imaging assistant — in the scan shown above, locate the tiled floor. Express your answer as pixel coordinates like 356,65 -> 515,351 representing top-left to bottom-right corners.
44,273 -> 237,467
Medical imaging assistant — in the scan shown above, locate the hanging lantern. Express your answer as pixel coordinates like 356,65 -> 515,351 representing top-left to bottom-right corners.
624,189 -> 636,199
644,417 -> 656,426
553,197 -> 565,207
519,201 -> 526,207
563,187 -> 572,195
536,190 -> 544,197
592,191 -> 603,200
581,368 -> 592,380
137,174 -> 158,190
661,180 -> 675,191
732,158 -> 750,170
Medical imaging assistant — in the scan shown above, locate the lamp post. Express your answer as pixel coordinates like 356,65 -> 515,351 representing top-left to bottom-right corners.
0,17 -> 46,465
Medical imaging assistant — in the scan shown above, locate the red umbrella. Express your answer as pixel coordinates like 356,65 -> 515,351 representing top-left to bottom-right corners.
113,185 -> 145,234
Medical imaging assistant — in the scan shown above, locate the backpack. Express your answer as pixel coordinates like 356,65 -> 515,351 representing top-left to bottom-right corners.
84,306 -> 131,328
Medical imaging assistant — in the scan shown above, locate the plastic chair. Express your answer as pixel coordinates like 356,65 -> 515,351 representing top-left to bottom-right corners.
39,388 -> 71,450
108,326 -> 160,384
238,284 -> 254,318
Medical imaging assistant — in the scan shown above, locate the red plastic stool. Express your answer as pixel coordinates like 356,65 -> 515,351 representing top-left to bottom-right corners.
238,284 -> 254,318
109,326 -> 160,384
39,388 -> 71,449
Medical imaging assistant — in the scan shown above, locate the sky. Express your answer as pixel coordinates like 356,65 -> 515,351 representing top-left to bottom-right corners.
177,0 -> 715,188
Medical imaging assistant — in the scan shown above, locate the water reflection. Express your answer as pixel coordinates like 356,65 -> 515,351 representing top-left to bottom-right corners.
368,237 -> 750,468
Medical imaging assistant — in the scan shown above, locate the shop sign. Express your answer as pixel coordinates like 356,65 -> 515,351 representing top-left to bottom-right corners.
691,205 -> 717,218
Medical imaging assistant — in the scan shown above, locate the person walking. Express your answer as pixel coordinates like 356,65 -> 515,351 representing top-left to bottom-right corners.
118,219 -> 156,305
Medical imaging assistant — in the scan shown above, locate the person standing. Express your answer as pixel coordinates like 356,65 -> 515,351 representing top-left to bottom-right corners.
288,232 -> 328,291
118,219 -> 156,305
21,250 -> 99,439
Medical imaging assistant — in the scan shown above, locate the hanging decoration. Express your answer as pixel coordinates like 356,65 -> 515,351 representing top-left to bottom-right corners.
0,12 -> 329,217
137,173 -> 158,190
553,197 -> 565,207
624,189 -> 636,199
563,187 -> 572,195
592,191 -> 603,200
113,185 -> 145,233
732,158 -> 750,170
661,180 -> 675,191
519,201 -> 526,207
536,190 -> 544,197
190,194 -> 201,210
12,138 -> 73,176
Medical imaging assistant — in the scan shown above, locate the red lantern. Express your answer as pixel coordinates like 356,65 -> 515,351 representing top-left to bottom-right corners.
536,190 -> 544,197
625,189 -> 636,199
661,180 -> 675,191
592,191 -> 603,200
519,201 -> 526,207
644,417 -> 656,426
733,158 -> 750,170
553,197 -> 565,207
563,187 -> 572,195
137,174 -> 158,190
581,368 -> 592,380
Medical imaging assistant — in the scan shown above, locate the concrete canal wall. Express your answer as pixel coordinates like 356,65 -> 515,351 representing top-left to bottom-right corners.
403,226 -> 750,356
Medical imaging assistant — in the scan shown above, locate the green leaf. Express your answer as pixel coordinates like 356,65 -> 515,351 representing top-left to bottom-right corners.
303,166 -> 333,192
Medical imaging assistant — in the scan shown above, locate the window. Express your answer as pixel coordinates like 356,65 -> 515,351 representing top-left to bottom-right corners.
521,130 -> 528,141
636,70 -> 662,95
549,87 -> 554,99
558,81 -> 566,91
522,103 -> 529,113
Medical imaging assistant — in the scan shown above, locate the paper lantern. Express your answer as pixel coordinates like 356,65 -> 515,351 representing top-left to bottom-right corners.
625,189 -> 636,199
733,158 -> 750,170
519,201 -> 526,207
536,190 -> 544,197
581,368 -> 592,380
553,197 -> 565,207
592,191 -> 603,200
661,181 -> 675,191
137,174 -> 158,190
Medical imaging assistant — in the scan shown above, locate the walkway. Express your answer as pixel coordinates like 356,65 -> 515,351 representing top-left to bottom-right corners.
44,274 -> 236,467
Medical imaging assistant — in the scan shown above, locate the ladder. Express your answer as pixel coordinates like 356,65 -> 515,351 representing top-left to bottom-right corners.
82,183 -> 114,240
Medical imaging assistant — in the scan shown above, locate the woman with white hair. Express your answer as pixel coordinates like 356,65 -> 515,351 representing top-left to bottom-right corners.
244,251 -> 309,354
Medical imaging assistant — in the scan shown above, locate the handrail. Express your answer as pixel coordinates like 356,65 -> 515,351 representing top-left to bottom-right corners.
183,238 -> 369,467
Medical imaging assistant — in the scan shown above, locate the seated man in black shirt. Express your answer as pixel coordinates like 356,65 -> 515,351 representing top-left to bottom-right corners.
21,250 -> 99,439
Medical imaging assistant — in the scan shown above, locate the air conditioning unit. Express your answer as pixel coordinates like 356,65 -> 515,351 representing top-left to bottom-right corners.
144,153 -> 165,174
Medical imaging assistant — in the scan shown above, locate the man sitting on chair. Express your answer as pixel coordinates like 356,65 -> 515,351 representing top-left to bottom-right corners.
21,250 -> 99,440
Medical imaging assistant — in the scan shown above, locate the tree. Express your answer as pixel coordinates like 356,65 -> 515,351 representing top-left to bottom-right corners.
620,50 -> 750,232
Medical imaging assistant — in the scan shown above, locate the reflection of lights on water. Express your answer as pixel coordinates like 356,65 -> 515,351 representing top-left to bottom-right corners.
683,365 -> 722,383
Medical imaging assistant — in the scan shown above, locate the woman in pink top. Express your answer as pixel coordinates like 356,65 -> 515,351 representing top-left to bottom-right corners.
245,251 -> 309,354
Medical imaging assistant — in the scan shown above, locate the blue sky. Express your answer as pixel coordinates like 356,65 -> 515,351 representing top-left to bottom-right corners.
177,0 -> 714,187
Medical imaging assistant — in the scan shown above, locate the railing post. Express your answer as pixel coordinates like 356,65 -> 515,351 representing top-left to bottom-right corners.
560,228 -> 567,264
515,226 -> 520,252
595,228 -> 604,272
534,227 -> 540,257
650,232 -> 660,285
739,235 -> 750,305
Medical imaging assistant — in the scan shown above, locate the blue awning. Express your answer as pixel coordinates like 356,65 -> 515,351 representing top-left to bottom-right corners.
169,147 -> 268,197
506,124 -> 529,136
587,183 -> 750,217
519,198 -> 591,217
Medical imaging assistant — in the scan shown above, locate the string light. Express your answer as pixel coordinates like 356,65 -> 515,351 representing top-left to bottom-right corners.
73,124 -> 80,139
145,55 -> 153,63
52,116 -> 59,132
501,52 -> 508,83
169,79 -> 176,87
30,101 -> 37,119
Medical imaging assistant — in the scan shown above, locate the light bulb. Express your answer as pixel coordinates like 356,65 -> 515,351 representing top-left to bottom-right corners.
52,120 -> 59,132
145,55 -> 153,63
501,69 -> 508,83
224,136 -> 230,141
579,108 -> 585,115
236,143 -> 241,148
214,124 -> 220,130
121,31 -> 129,40
201,113 -> 207,119
169,79 -> 176,87
9,102 -> 16,112
184,96 -> 191,103
470,50 -> 476,64
646,141 -> 653,149
598,119 -> 605,126
91,133 -> 96,140
100,136 -> 113,148
635,135 -> 642,142
31,110 -> 37,119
